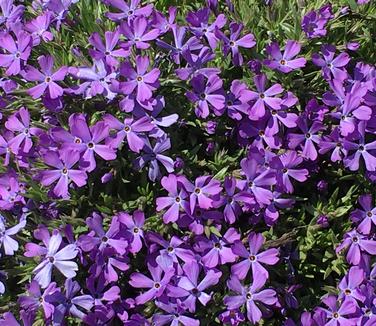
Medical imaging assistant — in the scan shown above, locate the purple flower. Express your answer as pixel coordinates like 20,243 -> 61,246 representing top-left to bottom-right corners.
219,309 -> 245,326
39,150 -> 88,198
25,11 -> 54,45
338,266 -> 365,305
186,8 -> 226,49
319,128 -> 347,162
156,174 -> 190,223
152,301 -> 199,326
104,114 -> 154,153
216,22 -> 256,66
312,45 -> 350,81
134,136 -> 174,181
231,232 -> 279,281
89,29 -> 130,67
105,0 -> 153,22
26,230 -> 78,288
129,263 -> 174,305
240,74 -> 283,120
118,210 -> 145,254
277,150 -> 309,193
351,194 -> 376,235
343,134 -> 376,172
316,295 -> 357,325
224,276 -> 278,324
224,80 -> 250,120
56,113 -> 117,172
301,4 -> 333,39
194,228 -> 239,268
121,55 -> 160,103
186,74 -> 225,118
0,215 -> 26,255
288,117 -> 324,161
167,261 -> 222,312
336,230 -> 376,265
46,278 -> 93,323
0,31 -> 31,76
0,0 -> 24,28
156,25 -> 202,65
264,40 -> 306,73
183,175 -> 222,213
78,213 -> 128,255
22,55 -> 67,99
120,16 -> 160,49
69,60 -> 117,100
18,281 -> 58,319
5,107 -> 40,154
239,157 -> 276,205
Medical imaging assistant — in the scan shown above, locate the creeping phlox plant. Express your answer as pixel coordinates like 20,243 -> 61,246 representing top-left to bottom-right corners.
0,0 -> 375,325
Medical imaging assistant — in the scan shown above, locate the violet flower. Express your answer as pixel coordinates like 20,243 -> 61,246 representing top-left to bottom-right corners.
121,55 -> 160,103
117,210 -> 145,254
338,266 -> 365,305
316,295 -> 357,325
231,232 -> 279,281
22,55 -> 67,99
105,0 -> 153,22
156,174 -> 190,223
0,31 -> 31,75
39,150 -> 88,198
0,214 -> 26,256
129,263 -> 174,305
224,276 -> 278,324
351,194 -> 376,235
26,230 -> 78,288
264,40 -> 306,73
167,261 -> 222,312
186,74 -> 225,118
25,11 -> 54,45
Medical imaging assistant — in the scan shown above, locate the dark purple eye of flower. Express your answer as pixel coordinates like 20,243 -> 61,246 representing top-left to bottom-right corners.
367,211 -> 373,217
75,138 -> 81,144
24,128 -> 29,134
194,188 -> 201,194
154,282 -> 161,289
128,9 -> 134,15
358,145 -> 365,151
87,142 -> 94,148
283,168 -> 288,173
196,210 -> 202,217
258,130 -> 265,137
271,110 -> 277,115
192,288 -> 199,295
280,59 -> 286,65
134,37 -> 141,42
62,168 -> 68,175
260,93 -> 265,99
105,51 -> 110,55
249,255 -> 256,261
15,52 -> 21,58
365,309 -> 371,316
352,236 -> 359,242
305,133 -> 311,139
136,76 -> 143,82
246,292 -> 252,299
124,125 -> 131,132
229,41 -> 235,47
341,115 -> 346,121
175,196 -> 181,203
45,76 -> 51,83
202,28 -> 208,33
200,93 -> 206,100
102,236 -> 108,242
167,246 -> 174,252
336,142 -> 342,148
229,311 -> 236,317
133,227 -> 139,233
344,288 -> 351,295
248,181 -> 253,187
332,312 -> 339,319
9,197 -> 15,202
214,242 -> 221,249
6,187 -> 10,191
48,256 -> 55,263
227,100 -> 233,106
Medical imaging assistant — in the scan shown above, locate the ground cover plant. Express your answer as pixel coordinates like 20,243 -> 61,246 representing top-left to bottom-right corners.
0,0 -> 375,324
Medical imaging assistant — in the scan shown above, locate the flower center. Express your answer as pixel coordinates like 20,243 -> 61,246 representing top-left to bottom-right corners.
102,236 -> 108,242
15,52 -> 21,58
283,168 -> 288,173
214,242 -> 221,249
192,288 -> 199,295
167,246 -> 174,253
367,211 -> 373,217
136,76 -> 143,82
175,196 -> 181,203
229,41 -> 235,47
258,130 -> 265,137
154,282 -> 161,289
45,76 -> 52,83
358,145 -> 365,151
280,59 -> 286,65
305,133 -> 311,139
271,110 -> 277,115
194,188 -> 201,194
344,288 -> 351,295
249,255 -> 256,261
133,227 -> 139,234
260,93 -> 265,99
87,142 -> 94,149
246,292 -> 252,300
124,125 -> 131,132
248,181 -> 253,188
48,256 -> 55,263
105,51 -> 110,55
62,168 -> 68,175
74,138 -> 82,144
352,236 -> 359,243
332,312 -> 339,319
200,93 -> 206,100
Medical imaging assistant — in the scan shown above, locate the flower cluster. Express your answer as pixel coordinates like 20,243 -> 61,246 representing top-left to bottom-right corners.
0,0 -> 375,325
